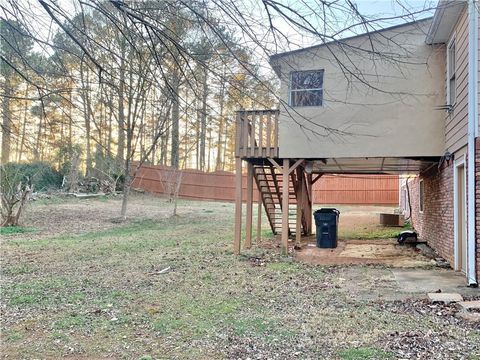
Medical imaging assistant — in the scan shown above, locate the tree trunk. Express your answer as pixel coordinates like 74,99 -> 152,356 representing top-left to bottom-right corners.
199,68 -> 208,171
107,88 -> 113,156
150,95 -> 157,164
207,125 -> 212,172
68,86 -> 73,154
195,99 -> 200,169
161,120 -> 169,165
18,86 -> 29,162
215,66 -> 227,171
222,121 -> 229,171
116,52 -> 126,164
80,62 -> 92,176
120,85 -> 134,219
170,70 -> 180,169
34,106 -> 43,161
1,77 -> 11,164
183,112 -> 188,169
120,158 -> 131,219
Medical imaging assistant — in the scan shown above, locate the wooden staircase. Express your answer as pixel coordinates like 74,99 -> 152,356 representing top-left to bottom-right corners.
233,109 -> 315,254
253,163 -> 311,237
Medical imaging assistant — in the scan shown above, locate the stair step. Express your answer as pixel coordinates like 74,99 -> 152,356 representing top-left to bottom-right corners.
255,164 -> 305,236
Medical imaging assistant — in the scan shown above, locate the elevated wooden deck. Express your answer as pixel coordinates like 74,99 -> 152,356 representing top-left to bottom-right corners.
232,109 -> 438,256
233,109 -> 312,255
235,109 -> 279,159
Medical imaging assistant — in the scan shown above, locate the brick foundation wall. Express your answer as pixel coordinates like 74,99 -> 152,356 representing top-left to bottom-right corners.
404,162 -> 455,267
402,146 -> 480,282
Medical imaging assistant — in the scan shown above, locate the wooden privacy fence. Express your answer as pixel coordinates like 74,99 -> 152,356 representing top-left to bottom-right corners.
132,164 -> 399,205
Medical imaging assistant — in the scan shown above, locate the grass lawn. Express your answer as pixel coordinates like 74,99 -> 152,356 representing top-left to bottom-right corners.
1,195 -> 478,359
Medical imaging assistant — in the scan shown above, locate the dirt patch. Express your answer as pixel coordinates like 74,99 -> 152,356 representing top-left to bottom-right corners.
294,238 -> 431,267
4,194 -> 196,241
326,204 -> 405,239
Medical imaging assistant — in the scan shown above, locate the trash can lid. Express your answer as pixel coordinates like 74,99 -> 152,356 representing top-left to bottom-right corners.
314,208 -> 340,214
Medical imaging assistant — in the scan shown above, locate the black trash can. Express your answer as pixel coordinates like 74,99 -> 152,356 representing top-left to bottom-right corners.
314,208 -> 340,248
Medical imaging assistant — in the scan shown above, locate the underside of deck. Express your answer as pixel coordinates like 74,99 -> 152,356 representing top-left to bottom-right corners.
233,109 -> 440,255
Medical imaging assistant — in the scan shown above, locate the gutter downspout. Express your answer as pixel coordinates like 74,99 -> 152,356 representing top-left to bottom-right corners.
467,0 -> 478,286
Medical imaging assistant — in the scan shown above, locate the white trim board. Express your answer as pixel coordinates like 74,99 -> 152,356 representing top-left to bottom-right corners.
453,156 -> 467,272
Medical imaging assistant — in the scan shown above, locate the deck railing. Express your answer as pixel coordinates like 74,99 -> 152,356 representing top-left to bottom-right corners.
235,109 -> 279,158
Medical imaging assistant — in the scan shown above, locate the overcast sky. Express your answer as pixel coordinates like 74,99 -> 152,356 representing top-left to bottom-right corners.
6,0 -> 438,70
268,0 -> 437,52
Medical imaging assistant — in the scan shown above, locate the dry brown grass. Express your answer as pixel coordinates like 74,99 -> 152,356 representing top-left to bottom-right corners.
1,196 -> 478,359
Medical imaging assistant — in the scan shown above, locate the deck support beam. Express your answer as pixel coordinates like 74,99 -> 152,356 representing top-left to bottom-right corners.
289,159 -> 304,175
281,158 -> 290,254
234,158 -> 243,255
295,168 -> 304,246
306,173 -> 313,235
245,162 -> 254,249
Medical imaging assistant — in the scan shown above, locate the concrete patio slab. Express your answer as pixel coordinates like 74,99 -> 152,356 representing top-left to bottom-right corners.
393,268 -> 479,296
427,292 -> 463,303
457,301 -> 480,322
295,238 -> 431,267
458,300 -> 480,311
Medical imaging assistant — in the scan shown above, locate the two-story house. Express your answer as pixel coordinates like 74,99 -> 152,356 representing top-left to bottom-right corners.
233,0 -> 479,286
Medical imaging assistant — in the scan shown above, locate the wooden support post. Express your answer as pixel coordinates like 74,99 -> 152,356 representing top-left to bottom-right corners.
257,192 -> 262,243
245,162 -> 254,249
281,158 -> 289,254
307,173 -> 313,235
234,158 -> 243,255
295,168 -> 303,246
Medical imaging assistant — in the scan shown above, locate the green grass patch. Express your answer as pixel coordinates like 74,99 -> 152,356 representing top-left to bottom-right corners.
152,317 -> 184,335
49,331 -> 71,343
0,226 -> 35,235
266,261 -> 301,273
33,196 -> 73,205
341,226 -> 407,240
6,276 -> 85,307
339,221 -> 412,240
53,313 -> 87,330
3,329 -> 24,342
230,317 -> 273,336
338,347 -> 394,360
2,264 -> 36,275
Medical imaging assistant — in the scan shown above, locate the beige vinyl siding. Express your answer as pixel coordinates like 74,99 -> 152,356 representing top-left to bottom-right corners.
446,8 -> 469,152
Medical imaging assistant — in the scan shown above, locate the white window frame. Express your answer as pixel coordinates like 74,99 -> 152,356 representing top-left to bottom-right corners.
419,179 -> 425,214
447,36 -> 456,107
289,70 -> 324,107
